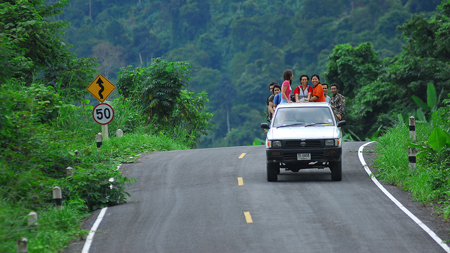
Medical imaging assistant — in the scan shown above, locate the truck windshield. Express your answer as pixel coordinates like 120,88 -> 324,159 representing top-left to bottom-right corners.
273,107 -> 334,128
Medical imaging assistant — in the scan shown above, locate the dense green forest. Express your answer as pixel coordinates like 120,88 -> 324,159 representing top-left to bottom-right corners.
0,0 -> 211,250
55,0 -> 445,147
1,1 -> 450,250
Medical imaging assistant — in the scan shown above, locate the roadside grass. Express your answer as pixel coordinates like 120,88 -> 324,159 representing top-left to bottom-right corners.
375,122 -> 450,217
0,194 -> 89,253
1,84 -> 190,252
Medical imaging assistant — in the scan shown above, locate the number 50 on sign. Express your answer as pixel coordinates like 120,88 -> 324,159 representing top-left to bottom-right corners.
92,103 -> 114,125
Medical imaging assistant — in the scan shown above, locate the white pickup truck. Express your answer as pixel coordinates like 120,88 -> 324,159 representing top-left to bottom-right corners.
261,102 -> 347,182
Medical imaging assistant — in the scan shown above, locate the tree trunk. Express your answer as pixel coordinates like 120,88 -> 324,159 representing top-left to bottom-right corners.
226,105 -> 230,133
89,0 -> 92,19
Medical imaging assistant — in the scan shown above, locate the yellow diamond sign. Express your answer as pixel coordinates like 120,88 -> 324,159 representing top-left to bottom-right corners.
87,74 -> 115,102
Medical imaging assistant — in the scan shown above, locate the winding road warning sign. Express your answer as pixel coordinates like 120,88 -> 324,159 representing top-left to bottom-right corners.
87,74 -> 115,102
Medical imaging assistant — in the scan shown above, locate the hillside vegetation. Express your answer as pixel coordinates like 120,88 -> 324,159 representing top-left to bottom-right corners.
57,0 -> 445,146
2,0 -> 450,251
0,0 -> 211,251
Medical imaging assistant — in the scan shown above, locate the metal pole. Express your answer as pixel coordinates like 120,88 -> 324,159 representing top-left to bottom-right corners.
102,124 -> 109,140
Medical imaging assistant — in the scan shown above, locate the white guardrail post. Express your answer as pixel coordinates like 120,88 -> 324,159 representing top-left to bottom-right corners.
408,116 -> 417,173
17,238 -> 27,253
96,133 -> 102,148
27,212 -> 38,227
116,129 -> 123,138
52,186 -> 62,210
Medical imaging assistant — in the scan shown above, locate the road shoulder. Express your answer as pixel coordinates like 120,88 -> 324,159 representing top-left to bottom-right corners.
361,142 -> 450,245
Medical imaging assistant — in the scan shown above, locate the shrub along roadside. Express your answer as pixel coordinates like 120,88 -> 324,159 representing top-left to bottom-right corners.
0,121 -> 189,252
0,80 -> 190,252
375,97 -> 450,219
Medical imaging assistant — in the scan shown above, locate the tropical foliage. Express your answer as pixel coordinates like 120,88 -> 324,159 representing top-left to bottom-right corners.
58,0 -> 444,146
376,95 -> 450,217
0,0 -> 212,251
325,1 -> 450,139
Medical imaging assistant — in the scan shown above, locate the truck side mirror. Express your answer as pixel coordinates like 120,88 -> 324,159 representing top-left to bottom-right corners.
337,120 -> 346,127
260,123 -> 270,129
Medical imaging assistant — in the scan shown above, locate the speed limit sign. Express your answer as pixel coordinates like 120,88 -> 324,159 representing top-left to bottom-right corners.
92,103 -> 114,125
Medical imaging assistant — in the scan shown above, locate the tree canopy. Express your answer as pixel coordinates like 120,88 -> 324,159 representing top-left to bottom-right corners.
57,0 -> 445,145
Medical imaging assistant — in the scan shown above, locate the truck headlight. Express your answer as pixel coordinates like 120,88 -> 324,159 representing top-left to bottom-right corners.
325,139 -> 340,146
325,140 -> 335,146
272,141 -> 282,148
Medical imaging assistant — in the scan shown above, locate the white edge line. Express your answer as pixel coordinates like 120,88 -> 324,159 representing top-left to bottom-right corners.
81,207 -> 107,253
359,141 -> 450,252
82,164 -> 122,253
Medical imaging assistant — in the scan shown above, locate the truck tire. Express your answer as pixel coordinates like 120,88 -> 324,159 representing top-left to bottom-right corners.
331,160 -> 342,181
267,162 -> 278,182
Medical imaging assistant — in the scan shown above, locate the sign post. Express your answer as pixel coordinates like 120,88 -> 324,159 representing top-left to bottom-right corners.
88,74 -> 116,140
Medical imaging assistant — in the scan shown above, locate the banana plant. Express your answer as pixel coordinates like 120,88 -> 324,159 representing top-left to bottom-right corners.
411,83 -> 444,123
412,83 -> 439,112
409,128 -> 450,167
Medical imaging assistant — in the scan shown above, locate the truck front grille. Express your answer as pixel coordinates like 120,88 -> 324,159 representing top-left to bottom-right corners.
285,140 -> 322,148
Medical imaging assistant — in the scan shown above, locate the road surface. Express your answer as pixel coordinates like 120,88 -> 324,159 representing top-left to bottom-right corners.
66,142 -> 449,252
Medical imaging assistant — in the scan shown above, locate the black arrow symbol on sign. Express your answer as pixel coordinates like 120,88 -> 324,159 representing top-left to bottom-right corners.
97,77 -> 105,99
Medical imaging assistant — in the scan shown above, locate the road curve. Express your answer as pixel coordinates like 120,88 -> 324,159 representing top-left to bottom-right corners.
69,142 -> 448,252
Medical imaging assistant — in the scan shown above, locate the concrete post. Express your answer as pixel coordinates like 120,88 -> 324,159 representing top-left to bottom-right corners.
66,167 -> 73,177
116,129 -> 123,138
408,116 -> 417,173
409,116 -> 416,141
96,133 -> 102,148
52,186 -> 62,210
27,212 -> 38,227
16,238 -> 27,253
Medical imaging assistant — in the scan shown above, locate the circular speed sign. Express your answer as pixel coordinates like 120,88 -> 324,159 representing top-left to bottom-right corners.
92,103 -> 114,125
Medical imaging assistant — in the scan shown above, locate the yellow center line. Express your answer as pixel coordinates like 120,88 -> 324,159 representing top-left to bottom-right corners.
244,212 -> 253,223
238,177 -> 243,186
238,153 -> 246,159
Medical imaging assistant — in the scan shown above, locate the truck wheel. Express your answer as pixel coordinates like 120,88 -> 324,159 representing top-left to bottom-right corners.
331,160 -> 342,181
267,162 -> 278,182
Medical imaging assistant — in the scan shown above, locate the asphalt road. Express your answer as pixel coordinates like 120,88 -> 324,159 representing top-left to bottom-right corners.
66,142 -> 449,253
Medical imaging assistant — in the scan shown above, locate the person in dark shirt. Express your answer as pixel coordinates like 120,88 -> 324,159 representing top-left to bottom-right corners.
267,82 -> 277,121
268,84 -> 281,121
330,83 -> 345,121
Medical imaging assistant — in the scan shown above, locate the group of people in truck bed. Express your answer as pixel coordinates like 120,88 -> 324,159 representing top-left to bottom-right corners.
267,69 -> 345,123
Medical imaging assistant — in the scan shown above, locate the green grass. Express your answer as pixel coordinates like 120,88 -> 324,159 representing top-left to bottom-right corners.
0,195 -> 89,253
1,129 -> 188,252
0,84 -> 191,252
375,121 -> 450,217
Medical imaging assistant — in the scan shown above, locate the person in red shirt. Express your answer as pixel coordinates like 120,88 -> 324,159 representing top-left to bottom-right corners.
293,74 -> 312,102
309,74 -> 326,102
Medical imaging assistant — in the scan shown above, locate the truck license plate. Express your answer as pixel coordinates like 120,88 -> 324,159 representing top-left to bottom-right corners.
297,153 -> 311,160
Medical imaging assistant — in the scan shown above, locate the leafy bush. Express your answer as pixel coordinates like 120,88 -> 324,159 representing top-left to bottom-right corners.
116,60 -> 212,148
117,59 -> 192,120
0,81 -> 63,148
0,0 -> 98,97
376,98 -> 450,218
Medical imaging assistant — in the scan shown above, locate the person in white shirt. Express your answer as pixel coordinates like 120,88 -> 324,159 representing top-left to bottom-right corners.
322,83 -> 331,105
